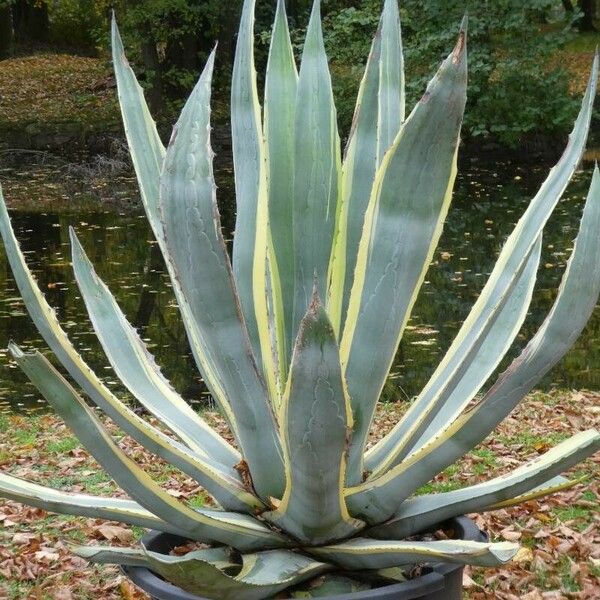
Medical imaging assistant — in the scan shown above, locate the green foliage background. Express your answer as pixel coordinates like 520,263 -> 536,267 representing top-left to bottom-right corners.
6,0 -> 596,148
316,0 -> 580,147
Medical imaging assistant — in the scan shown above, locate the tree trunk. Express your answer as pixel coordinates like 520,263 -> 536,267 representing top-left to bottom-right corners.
0,4 -> 13,57
139,38 -> 165,115
577,0 -> 597,31
12,0 -> 49,44
562,0 -> 575,11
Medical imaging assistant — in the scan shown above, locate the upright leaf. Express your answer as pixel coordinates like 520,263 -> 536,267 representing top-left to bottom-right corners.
367,54 -> 599,475
265,0 -> 298,373
328,18 -> 380,337
367,235 -> 542,474
341,22 -> 468,485
159,51 -> 283,500
347,165 -> 600,522
113,19 -> 274,428
377,0 -> 404,164
70,229 -> 238,466
292,0 -> 341,340
329,0 -> 405,333
265,293 -> 363,544
231,0 -> 274,386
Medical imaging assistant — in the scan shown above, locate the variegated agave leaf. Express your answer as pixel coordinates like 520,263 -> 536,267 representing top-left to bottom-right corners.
264,291 -> 364,544
347,163 -> 600,523
340,17 -> 468,486
75,546 -> 329,600
367,54 -> 599,476
158,46 -> 284,501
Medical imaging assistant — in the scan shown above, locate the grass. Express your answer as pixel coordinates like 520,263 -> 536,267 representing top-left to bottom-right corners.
1,389 -> 599,599
46,436 -> 79,454
497,430 -> 570,450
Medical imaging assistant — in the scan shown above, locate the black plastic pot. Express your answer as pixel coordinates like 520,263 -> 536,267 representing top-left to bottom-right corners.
121,516 -> 486,600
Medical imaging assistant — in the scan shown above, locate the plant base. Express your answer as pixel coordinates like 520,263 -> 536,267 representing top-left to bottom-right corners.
121,516 -> 486,600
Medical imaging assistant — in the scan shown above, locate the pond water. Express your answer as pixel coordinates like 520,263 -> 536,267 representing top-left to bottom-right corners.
0,154 -> 598,413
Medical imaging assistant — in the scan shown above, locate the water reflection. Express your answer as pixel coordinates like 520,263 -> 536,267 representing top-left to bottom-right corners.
0,157 -> 598,413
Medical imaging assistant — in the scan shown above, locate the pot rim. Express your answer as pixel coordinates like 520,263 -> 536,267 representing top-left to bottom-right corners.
121,515 -> 486,600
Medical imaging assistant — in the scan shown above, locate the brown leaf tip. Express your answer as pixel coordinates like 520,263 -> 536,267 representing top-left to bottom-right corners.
452,15 -> 468,64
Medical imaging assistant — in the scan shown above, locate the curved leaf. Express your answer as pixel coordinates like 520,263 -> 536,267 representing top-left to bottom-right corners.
265,293 -> 363,544
0,472 -> 186,536
70,229 -> 238,466
367,55 -> 598,475
347,164 -> 600,523
487,475 -> 583,509
265,0 -> 298,374
0,188 -> 255,509
76,544 -> 236,571
9,345 -> 287,551
367,234 -> 542,474
111,16 -> 165,230
340,22 -> 468,485
77,546 -> 329,600
311,538 -> 518,569
159,50 -> 284,500
366,430 -> 600,539
292,0 -> 341,340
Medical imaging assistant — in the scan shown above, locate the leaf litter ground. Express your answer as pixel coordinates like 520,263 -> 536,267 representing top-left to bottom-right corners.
0,388 -> 598,599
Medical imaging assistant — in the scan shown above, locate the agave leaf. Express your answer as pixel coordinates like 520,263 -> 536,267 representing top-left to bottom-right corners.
367,234 -> 542,475
0,189 -> 253,510
310,538 -> 518,569
69,229 -> 238,466
231,0 -> 278,396
0,473 -> 187,536
327,20 -> 380,336
265,293 -> 364,544
77,546 -> 329,600
367,53 -> 598,475
113,20 -> 279,434
9,345 -> 287,550
487,475 -> 584,510
265,0 -> 298,374
111,16 -> 164,230
159,50 -> 284,500
340,21 -> 468,485
292,0 -> 341,341
74,546 -> 152,568
329,0 -> 404,336
377,0 -> 404,164
366,430 -> 600,539
347,165 -> 600,523
78,543 -> 238,570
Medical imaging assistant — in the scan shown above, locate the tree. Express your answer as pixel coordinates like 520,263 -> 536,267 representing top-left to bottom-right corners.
577,0 -> 597,31
0,2 -> 13,58
562,0 -> 598,30
12,0 -> 49,44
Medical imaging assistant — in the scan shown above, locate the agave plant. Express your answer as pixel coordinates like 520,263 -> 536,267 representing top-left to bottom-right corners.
0,0 -> 599,597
